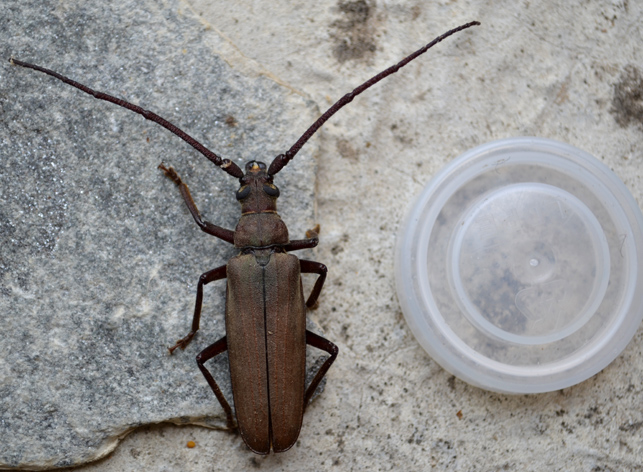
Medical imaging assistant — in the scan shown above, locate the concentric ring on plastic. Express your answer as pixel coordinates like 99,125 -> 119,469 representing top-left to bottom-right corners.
395,137 -> 643,393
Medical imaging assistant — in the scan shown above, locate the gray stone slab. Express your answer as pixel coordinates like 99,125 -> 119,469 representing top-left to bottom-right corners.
0,0 -> 318,468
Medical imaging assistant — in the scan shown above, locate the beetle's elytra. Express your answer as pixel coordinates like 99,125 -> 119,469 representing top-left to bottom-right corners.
10,21 -> 479,454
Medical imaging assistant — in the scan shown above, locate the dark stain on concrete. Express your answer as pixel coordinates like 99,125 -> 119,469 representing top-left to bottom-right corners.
611,64 -> 643,129
330,0 -> 377,64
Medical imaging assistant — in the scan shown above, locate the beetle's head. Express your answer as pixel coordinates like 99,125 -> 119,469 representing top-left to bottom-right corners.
236,160 -> 280,214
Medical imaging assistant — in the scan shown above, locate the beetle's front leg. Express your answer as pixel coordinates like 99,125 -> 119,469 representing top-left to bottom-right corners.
169,264 -> 227,353
283,224 -> 320,252
159,164 -> 235,244
300,259 -> 327,308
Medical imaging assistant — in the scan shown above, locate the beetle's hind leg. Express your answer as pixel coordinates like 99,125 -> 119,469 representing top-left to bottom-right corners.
196,336 -> 236,429
303,330 -> 338,409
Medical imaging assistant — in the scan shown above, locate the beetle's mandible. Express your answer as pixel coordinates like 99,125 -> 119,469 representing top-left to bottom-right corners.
10,21 -> 479,454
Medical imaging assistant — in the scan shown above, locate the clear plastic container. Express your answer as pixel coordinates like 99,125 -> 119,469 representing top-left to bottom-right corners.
395,137 -> 643,393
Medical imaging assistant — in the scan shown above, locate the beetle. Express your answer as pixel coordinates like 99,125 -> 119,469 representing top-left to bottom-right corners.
10,21 -> 479,454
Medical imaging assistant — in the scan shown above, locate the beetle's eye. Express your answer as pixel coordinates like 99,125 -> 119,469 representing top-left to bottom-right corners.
236,185 -> 251,201
263,183 -> 280,198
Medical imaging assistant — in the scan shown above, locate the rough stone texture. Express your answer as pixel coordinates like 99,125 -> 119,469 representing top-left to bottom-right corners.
2,0 -> 643,471
0,0 -> 317,469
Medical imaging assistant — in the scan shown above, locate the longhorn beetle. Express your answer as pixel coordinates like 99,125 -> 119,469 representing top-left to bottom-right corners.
10,21 -> 479,454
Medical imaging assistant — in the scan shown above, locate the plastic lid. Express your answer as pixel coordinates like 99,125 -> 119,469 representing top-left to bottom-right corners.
395,137 -> 643,393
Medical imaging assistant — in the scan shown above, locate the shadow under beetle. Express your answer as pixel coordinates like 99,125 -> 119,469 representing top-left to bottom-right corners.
10,21 -> 479,454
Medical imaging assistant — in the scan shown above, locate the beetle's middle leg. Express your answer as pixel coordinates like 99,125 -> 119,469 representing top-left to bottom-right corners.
168,264 -> 227,353
196,336 -> 235,429
299,259 -> 327,308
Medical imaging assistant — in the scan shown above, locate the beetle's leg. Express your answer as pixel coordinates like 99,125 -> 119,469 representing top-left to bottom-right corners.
283,224 -> 320,252
196,336 -> 235,429
159,164 -> 235,244
303,330 -> 338,409
299,259 -> 327,308
169,264 -> 227,353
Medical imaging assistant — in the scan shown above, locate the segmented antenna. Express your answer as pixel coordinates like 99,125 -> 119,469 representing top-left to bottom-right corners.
10,20 -> 479,179
268,21 -> 480,176
8,58 -> 244,179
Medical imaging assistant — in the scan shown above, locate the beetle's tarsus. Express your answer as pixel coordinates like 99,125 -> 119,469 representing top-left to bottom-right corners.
158,163 -> 182,186
167,341 -> 184,355
168,332 -> 195,354
305,224 -> 320,239
308,300 -> 320,310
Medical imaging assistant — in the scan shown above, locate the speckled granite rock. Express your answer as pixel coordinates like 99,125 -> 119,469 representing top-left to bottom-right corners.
0,0 -> 318,468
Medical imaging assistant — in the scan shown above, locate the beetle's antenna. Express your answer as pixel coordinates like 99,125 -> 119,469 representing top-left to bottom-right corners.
8,58 -> 244,179
268,21 -> 480,176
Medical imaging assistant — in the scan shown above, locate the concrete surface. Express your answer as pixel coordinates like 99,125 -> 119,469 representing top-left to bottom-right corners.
2,0 -> 643,471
